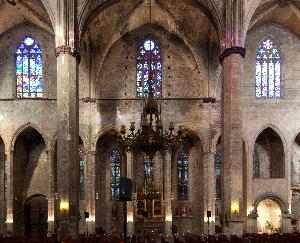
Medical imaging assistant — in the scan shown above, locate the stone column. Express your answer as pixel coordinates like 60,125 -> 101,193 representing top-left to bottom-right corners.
219,0 -> 246,236
55,0 -> 80,239
164,151 -> 172,237
220,47 -> 246,236
203,150 -> 215,235
47,148 -> 55,237
247,211 -> 258,233
5,150 -> 13,236
126,151 -> 134,236
282,212 -> 292,233
86,150 -> 96,234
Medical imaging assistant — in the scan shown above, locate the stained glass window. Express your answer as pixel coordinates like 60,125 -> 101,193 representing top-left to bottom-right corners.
256,37 -> 282,98
214,144 -> 221,200
177,149 -> 188,200
136,39 -> 162,97
79,146 -> 85,200
253,144 -> 260,178
144,155 -> 154,180
4,160 -> 7,201
110,150 -> 121,199
16,37 -> 43,98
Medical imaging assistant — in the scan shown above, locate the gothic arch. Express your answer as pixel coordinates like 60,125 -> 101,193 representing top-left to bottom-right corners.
9,123 -> 49,152
180,125 -> 208,152
252,125 -> 286,179
252,124 -> 287,155
78,0 -> 222,41
92,124 -> 119,151
81,0 -> 220,97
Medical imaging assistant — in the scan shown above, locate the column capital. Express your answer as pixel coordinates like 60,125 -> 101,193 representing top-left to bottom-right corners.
54,46 -> 81,63
86,150 -> 96,155
219,46 -> 246,64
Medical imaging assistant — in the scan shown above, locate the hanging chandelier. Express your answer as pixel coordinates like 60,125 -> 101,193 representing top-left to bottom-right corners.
118,87 -> 183,158
118,0 -> 183,159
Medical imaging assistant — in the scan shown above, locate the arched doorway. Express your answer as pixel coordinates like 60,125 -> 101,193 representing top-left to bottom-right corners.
24,195 -> 48,237
257,198 -> 282,234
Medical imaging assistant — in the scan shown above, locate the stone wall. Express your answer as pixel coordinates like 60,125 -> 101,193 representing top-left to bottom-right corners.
244,23 -> 300,229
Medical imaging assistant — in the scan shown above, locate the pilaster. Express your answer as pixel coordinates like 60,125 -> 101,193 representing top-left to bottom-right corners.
5,150 -> 13,236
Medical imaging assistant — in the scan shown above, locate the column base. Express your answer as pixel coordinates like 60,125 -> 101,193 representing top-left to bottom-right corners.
165,220 -> 172,237
282,214 -> 293,233
127,221 -> 134,236
5,222 -> 13,237
223,221 -> 244,236
47,221 -> 54,237
246,217 -> 257,234
86,221 -> 95,236
203,221 -> 215,235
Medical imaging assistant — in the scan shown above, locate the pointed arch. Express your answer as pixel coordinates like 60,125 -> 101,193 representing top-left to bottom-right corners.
253,127 -> 285,178
16,36 -> 43,98
255,36 -> 283,98
10,123 -> 48,152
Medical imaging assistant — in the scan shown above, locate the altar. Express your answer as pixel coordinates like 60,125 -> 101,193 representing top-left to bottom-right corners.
135,221 -> 165,239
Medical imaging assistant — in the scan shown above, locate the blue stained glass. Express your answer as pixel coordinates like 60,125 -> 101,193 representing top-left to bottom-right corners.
110,150 -> 121,199
136,39 -> 162,97
16,37 -> 43,98
177,149 -> 188,200
214,144 -> 221,200
144,155 -> 154,180
256,37 -> 282,98
79,146 -> 85,200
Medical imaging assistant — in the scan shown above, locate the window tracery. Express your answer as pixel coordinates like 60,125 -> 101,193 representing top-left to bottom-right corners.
136,39 -> 162,97
256,37 -> 282,98
16,37 -> 43,98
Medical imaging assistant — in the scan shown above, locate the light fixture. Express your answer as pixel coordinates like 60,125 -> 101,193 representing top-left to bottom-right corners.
118,0 -> 183,159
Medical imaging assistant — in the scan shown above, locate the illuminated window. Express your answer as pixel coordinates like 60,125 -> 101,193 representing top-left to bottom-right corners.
79,146 -> 85,200
136,39 -> 162,97
16,37 -> 43,98
110,150 -> 121,199
177,149 -> 188,200
144,154 -> 154,180
256,37 -> 282,98
214,143 -> 221,200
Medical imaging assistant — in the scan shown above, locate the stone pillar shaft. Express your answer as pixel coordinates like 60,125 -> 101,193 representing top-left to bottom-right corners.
5,151 -> 13,236
126,152 -> 135,236
203,150 -> 215,235
47,149 -> 55,237
56,53 -> 79,239
126,152 -> 134,236
164,151 -> 172,236
221,52 -> 245,236
86,151 -> 96,234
